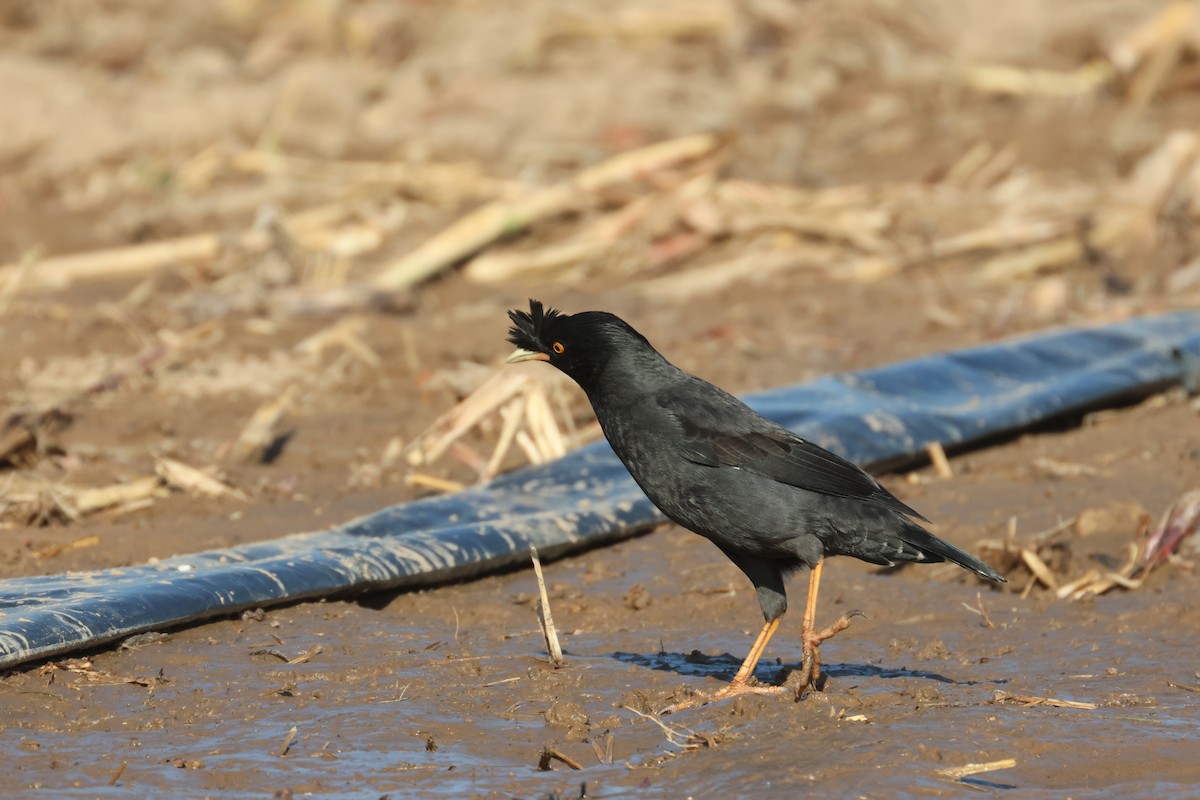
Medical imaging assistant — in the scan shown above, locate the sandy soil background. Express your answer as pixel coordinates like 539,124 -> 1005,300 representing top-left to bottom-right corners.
1,1 -> 1199,797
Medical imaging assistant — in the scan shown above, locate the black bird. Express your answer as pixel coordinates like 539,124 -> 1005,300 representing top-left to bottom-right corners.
506,300 -> 1005,703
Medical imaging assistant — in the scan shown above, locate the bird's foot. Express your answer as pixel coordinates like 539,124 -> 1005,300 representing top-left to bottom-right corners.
661,679 -> 784,714
794,610 -> 865,699
793,647 -> 824,698
711,679 -> 786,702
802,609 -> 864,653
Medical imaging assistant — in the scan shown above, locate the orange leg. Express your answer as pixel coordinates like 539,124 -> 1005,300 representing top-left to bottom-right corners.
795,559 -> 860,697
664,618 -> 785,713
711,617 -> 782,697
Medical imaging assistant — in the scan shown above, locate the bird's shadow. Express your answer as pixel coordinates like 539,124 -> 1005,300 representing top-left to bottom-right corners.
611,649 -> 1008,688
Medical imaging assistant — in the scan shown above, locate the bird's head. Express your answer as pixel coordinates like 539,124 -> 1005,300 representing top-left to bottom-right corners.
506,299 -> 655,388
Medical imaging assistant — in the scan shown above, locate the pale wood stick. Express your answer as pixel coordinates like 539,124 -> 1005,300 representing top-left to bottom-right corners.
0,200 -> 367,292
372,133 -> 724,290
405,473 -> 466,494
530,545 -> 565,666
1020,548 -> 1059,590
927,442 -> 953,479
407,371 -> 532,466
155,457 -> 248,501
71,477 -> 163,515
936,758 -> 1018,780
484,398 -> 526,479
228,385 -> 299,463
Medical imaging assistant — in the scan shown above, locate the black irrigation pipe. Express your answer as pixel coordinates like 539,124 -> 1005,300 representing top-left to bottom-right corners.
2,311 -> 1198,670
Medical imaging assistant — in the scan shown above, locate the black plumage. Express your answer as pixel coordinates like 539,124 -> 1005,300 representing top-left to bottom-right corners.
507,299 -> 1005,702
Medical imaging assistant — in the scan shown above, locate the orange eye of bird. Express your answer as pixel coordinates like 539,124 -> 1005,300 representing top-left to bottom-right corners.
552,341 -> 565,354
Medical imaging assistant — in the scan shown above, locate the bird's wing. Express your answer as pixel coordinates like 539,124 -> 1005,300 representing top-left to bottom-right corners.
665,387 -> 927,521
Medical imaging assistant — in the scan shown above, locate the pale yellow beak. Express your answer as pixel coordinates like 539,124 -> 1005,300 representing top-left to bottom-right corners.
506,347 -> 550,364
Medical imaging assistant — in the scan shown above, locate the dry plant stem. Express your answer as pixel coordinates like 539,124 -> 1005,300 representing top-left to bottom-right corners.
485,397 -> 526,479
1032,515 -> 1080,542
1020,548 -> 1059,590
624,705 -> 700,745
931,218 -> 1074,260
405,473 -> 466,494
463,171 -> 715,284
1167,681 -> 1200,693
927,441 -> 953,478
233,150 -> 521,204
406,371 -> 532,466
976,130 -> 1198,283
538,747 -> 582,771
968,145 -> 1020,191
1123,0 -> 1196,108
1053,569 -> 1102,600
373,133 -> 724,290
229,385 -> 299,463
1141,489 -> 1200,570
975,218 -> 1126,283
542,4 -> 732,46
514,430 -> 545,465
402,365 -> 583,479
278,726 -> 299,758
286,646 -> 323,665
991,690 -> 1098,710
524,384 -> 567,461
1058,542 -> 1145,600
0,197 -> 369,292
963,61 -> 1115,98
155,457 -> 248,501
93,498 -> 156,520
448,441 -> 487,474
0,233 -> 233,292
591,732 -> 615,765
944,141 -> 995,185
71,477 -> 163,516
935,758 -> 1018,781
530,546 -> 564,666
1110,0 -> 1200,72
637,249 -> 822,301
962,591 -> 996,628
463,239 -> 613,284
107,760 -> 128,787
32,534 -> 100,561
481,676 -> 521,688
0,246 -> 41,313
1033,458 -> 1104,477
294,317 -> 380,368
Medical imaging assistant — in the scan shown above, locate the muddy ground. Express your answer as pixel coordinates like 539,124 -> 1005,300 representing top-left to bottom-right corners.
2,1 -> 1200,798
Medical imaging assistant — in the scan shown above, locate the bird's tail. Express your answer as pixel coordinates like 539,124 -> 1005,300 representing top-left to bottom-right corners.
898,520 -> 1006,583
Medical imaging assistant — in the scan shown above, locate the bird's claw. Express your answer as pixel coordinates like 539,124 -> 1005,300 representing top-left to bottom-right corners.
801,609 -> 864,652
794,609 -> 864,698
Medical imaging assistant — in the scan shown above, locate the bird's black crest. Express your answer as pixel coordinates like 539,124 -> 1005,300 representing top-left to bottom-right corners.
507,299 -> 565,352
